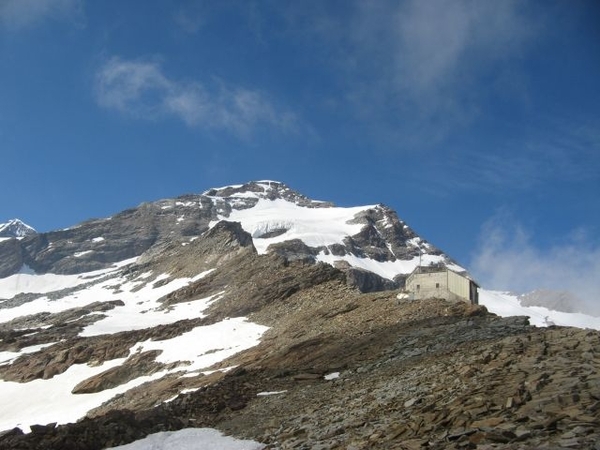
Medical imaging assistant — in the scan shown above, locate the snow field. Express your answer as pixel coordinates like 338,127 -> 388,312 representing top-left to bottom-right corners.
225,198 -> 376,254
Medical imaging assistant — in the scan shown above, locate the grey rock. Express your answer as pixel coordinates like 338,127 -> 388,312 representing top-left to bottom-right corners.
344,267 -> 399,293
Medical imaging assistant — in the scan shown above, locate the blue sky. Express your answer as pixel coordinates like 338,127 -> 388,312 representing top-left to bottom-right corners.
1,0 -> 599,298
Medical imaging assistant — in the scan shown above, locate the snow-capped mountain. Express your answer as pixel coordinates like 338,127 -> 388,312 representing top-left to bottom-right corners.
1,181 -> 599,449
0,180 -> 457,286
0,219 -> 36,239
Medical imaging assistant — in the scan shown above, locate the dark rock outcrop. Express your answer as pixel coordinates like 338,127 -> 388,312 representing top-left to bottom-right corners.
0,238 -> 24,279
344,266 -> 399,292
72,350 -> 165,394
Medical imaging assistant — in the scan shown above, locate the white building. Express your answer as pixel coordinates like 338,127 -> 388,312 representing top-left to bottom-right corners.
403,266 -> 479,305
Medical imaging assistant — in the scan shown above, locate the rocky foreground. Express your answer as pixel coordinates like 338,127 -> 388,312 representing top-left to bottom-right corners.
1,278 -> 599,449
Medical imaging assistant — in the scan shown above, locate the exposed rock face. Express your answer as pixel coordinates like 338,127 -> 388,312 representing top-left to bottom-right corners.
15,201 -> 210,275
343,265 -> 399,292
0,238 -> 24,278
203,180 -> 334,209
345,205 -> 430,261
71,350 -> 165,394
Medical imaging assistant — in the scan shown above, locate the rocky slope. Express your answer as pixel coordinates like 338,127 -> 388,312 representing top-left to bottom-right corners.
0,181 -> 599,449
2,293 -> 599,449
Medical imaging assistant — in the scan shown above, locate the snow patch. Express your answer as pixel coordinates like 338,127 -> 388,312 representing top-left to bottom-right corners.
0,356 -> 163,432
131,317 -> 268,374
317,252 -> 449,280
256,390 -> 287,396
106,428 -> 265,450
0,263 -> 125,300
175,201 -> 195,207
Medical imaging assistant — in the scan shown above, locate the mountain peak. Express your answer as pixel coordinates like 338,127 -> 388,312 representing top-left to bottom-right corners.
202,180 -> 334,208
0,218 -> 36,238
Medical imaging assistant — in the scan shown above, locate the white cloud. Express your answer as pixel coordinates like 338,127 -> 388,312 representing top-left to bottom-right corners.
0,0 -> 83,30
392,1 -> 530,95
351,0 -> 536,126
94,56 -> 298,137
471,211 -> 600,314
275,0 -> 537,146
94,58 -> 171,118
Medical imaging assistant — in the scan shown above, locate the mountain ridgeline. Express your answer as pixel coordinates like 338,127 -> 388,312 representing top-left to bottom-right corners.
0,181 -> 448,291
0,181 -> 599,450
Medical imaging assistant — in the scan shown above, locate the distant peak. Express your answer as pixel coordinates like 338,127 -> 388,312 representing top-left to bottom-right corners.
0,218 -> 37,238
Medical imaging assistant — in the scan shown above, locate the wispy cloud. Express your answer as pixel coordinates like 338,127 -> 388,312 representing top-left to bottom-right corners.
94,56 -> 299,137
0,0 -> 83,30
277,0 -> 539,145
417,117 -> 600,196
471,210 -> 600,314
349,0 -> 536,137
390,1 -> 532,102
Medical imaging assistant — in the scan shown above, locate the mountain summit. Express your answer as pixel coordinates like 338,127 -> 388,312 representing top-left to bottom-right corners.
0,181 -> 599,449
0,219 -> 36,238
0,180 -> 459,289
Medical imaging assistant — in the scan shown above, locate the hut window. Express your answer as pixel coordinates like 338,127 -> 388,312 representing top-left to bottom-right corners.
436,283 -> 440,288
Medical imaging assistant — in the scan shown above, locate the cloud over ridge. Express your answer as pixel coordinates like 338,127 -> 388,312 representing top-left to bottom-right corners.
472,211 -> 600,315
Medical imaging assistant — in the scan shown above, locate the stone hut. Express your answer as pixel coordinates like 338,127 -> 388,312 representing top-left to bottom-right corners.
402,265 -> 479,305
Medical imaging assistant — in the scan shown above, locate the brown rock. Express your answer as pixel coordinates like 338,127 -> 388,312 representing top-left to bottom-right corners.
471,417 -> 504,429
